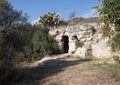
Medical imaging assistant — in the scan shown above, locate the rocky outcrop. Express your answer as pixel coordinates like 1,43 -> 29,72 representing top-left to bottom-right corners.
49,23 -> 112,59
74,47 -> 88,58
92,38 -> 112,58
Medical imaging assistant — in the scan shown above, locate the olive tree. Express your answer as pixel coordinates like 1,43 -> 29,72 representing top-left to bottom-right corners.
0,0 -> 29,84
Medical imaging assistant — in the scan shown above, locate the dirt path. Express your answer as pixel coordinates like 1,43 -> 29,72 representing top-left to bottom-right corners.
19,55 -> 119,85
39,59 -> 117,85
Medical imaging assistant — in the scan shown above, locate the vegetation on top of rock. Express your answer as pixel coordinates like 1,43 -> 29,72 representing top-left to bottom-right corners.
69,12 -> 76,20
96,0 -> 120,31
66,17 -> 98,26
96,0 -> 120,52
75,40 -> 84,48
36,12 -> 60,27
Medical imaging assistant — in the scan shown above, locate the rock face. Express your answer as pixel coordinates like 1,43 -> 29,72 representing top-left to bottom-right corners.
92,38 -> 112,58
49,23 -> 112,58
74,47 -> 87,57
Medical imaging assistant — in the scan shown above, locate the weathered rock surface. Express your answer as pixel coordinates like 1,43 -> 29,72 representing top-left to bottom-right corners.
49,23 -> 112,58
74,47 -> 87,58
92,38 -> 112,58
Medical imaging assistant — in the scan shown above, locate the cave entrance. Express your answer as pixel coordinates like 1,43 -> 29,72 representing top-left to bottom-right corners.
62,35 -> 69,53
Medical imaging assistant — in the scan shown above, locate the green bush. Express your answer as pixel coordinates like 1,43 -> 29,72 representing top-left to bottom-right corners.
96,0 -> 120,54
9,25 -> 60,62
0,1 -> 60,84
38,12 -> 60,27
0,25 -> 60,85
113,56 -> 120,64
75,41 -> 84,48
31,26 -> 60,60
111,32 -> 120,52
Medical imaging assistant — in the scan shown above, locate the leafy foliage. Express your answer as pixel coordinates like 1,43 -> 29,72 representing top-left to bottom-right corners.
0,1 -> 30,84
0,0 -> 28,33
102,24 -> 111,36
75,40 -> 84,48
32,27 -> 59,56
96,0 -> 120,31
69,12 -> 76,20
37,12 -> 60,27
0,1 -> 60,84
113,55 -> 120,63
96,0 -> 120,52
111,32 -> 120,52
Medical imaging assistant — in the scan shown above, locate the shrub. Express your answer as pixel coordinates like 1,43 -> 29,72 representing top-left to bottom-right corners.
0,1 -> 60,84
111,32 -> 120,52
113,56 -> 120,64
75,41 -> 84,48
37,12 -> 60,27
31,26 -> 60,60
0,24 -> 60,85
69,12 -> 76,20
10,25 -> 60,62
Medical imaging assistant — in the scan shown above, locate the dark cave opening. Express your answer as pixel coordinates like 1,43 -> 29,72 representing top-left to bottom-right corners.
62,36 -> 69,53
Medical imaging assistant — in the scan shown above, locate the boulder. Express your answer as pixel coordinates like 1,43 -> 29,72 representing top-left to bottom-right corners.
74,47 -> 92,58
74,47 -> 87,58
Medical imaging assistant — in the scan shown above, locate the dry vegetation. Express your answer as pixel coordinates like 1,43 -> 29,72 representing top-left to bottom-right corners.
14,56 -> 120,85
58,17 -> 98,28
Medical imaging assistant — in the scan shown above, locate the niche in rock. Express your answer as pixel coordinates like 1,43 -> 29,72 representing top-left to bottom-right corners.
72,35 -> 78,41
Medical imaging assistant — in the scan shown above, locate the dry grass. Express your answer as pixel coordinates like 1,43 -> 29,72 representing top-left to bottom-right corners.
40,60 -> 119,85
13,57 -> 120,85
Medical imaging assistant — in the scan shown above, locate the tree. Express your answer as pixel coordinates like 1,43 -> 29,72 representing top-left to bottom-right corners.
0,1 -> 60,84
95,0 -> 120,31
0,0 -> 29,53
0,1 -> 29,84
0,0 -> 28,33
95,0 -> 120,52
69,12 -> 76,20
37,12 -> 60,27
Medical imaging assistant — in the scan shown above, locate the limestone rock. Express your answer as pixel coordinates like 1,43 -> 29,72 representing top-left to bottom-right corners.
92,38 -> 112,58
69,42 -> 76,53
49,23 -> 114,59
74,47 -> 87,58
74,47 -> 92,58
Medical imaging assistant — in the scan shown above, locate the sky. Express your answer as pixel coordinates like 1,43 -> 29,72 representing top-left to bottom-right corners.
9,0 -> 100,23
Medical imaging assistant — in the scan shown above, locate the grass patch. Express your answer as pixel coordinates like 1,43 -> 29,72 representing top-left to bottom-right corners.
91,62 -> 120,82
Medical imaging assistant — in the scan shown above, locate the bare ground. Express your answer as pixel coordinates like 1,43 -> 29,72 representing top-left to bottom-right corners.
39,59 -> 118,85
17,56 -> 120,85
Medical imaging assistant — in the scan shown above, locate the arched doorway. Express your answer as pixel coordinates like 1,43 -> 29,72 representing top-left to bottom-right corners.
62,35 -> 69,53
